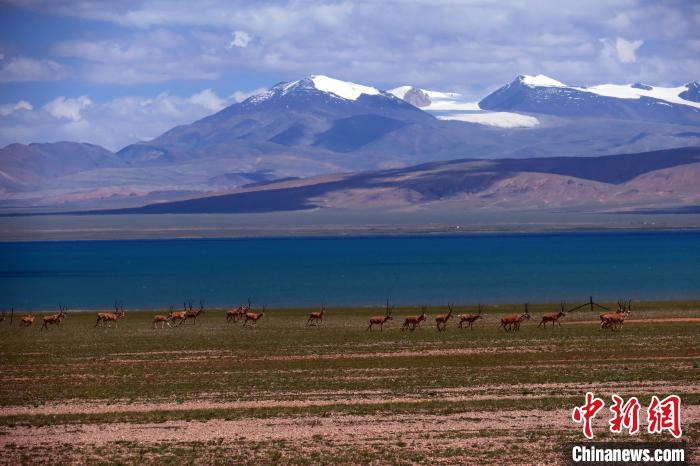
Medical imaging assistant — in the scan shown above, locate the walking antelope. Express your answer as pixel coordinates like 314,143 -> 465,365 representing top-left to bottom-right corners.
601,300 -> 631,330
20,314 -> 35,327
95,302 -> 126,328
435,303 -> 454,332
153,307 -> 173,329
227,298 -> 251,323
243,305 -> 266,327
306,302 -> 326,326
499,304 -> 531,332
457,304 -> 483,329
401,306 -> 428,331
179,301 -> 205,326
538,302 -> 566,328
41,305 -> 67,330
168,303 -> 189,326
366,299 -> 393,331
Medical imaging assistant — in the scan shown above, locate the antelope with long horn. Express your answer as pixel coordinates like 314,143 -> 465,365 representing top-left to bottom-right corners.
601,300 -> 631,330
243,304 -> 266,327
95,302 -> 126,328
538,302 -> 566,328
457,304 -> 483,329
499,304 -> 531,332
435,303 -> 454,332
367,299 -> 393,331
41,304 -> 67,331
227,298 -> 251,323
168,303 -> 189,326
307,302 -> 326,326
179,301 -> 205,326
401,306 -> 428,331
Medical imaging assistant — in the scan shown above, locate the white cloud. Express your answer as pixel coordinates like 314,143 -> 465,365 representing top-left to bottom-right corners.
43,96 -> 92,121
0,56 -> 67,82
227,30 -> 252,49
189,89 -> 225,112
0,88 -> 261,150
0,100 -> 33,116
615,38 -> 643,64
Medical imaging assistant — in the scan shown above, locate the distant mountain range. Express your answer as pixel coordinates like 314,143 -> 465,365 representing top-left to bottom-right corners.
1,74 -> 699,212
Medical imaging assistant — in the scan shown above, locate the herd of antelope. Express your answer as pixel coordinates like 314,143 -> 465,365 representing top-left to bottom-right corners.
2,297 -> 634,333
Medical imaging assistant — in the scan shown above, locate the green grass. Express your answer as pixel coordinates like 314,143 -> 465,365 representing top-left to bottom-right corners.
0,301 -> 698,463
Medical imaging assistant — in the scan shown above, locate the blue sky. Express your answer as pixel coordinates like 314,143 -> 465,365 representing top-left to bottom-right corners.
1,0 -> 699,150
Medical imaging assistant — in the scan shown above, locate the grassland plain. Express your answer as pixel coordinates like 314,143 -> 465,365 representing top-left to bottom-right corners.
0,301 -> 698,465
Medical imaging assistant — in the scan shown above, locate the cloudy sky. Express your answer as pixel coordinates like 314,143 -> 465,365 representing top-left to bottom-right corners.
1,0 -> 699,150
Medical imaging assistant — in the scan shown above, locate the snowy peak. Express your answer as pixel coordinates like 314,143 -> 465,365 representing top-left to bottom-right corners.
680,81 -> 700,103
518,74 -> 567,88
248,75 -> 385,104
388,85 -> 480,111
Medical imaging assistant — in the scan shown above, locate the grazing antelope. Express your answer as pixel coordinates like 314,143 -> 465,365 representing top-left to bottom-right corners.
306,302 -> 326,326
179,301 -> 205,326
401,306 -> 428,331
243,305 -> 266,327
153,307 -> 173,329
41,305 -> 67,330
435,303 -> 454,332
20,314 -> 35,327
538,302 -> 566,328
457,304 -> 483,329
601,300 -> 631,330
227,298 -> 251,323
367,299 -> 393,331
499,304 -> 531,332
95,302 -> 126,328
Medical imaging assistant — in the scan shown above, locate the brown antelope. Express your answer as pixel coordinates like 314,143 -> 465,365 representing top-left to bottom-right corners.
538,302 -> 566,328
601,300 -> 631,330
179,301 -> 205,326
435,303 -> 454,332
499,304 -> 531,332
227,298 -> 251,323
153,307 -> 173,329
167,303 -> 189,326
95,302 -> 126,328
457,304 -> 483,329
243,304 -> 266,327
306,302 -> 326,326
367,299 -> 393,331
20,314 -> 35,327
41,305 -> 67,330
401,306 -> 428,331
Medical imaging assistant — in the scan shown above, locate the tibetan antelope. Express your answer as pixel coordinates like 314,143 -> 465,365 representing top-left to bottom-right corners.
601,300 -> 631,330
168,303 -> 189,326
538,302 -> 566,328
367,299 -> 393,331
41,305 -> 67,331
95,302 -> 126,328
457,304 -> 483,329
179,301 -> 205,326
153,307 -> 174,329
243,305 -> 266,327
307,302 -> 326,326
227,298 -> 251,323
499,304 -> 531,332
435,303 -> 454,332
401,306 -> 428,331
20,314 -> 35,327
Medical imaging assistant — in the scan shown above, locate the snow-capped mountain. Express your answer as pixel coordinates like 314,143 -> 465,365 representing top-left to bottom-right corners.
479,75 -> 700,125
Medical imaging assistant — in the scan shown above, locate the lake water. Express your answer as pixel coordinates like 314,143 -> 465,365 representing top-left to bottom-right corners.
1,231 -> 699,310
